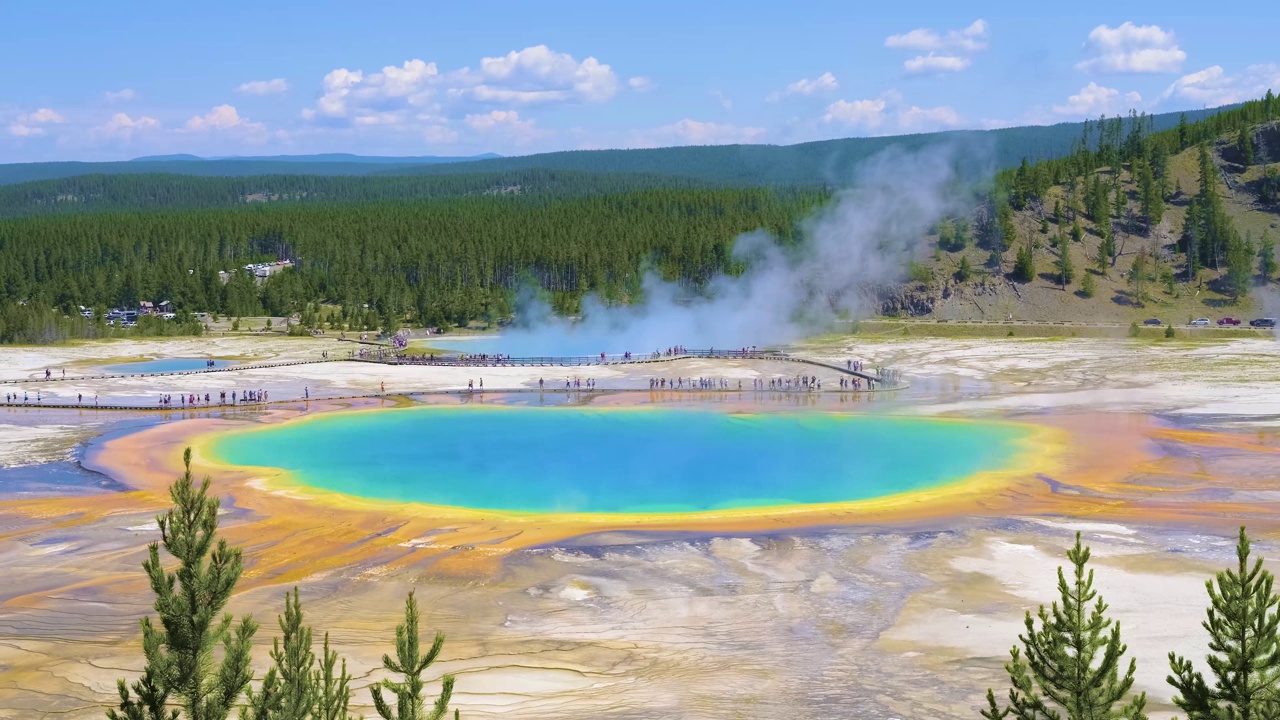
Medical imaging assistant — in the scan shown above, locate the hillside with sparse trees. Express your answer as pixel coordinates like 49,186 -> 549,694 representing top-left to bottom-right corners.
894,93 -> 1280,324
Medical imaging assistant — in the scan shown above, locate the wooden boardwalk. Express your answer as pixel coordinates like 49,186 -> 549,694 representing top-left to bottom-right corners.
0,350 -> 903,412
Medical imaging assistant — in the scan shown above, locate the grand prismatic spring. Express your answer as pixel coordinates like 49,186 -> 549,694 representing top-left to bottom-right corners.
205,407 -> 1028,513
3,335 -> 1280,720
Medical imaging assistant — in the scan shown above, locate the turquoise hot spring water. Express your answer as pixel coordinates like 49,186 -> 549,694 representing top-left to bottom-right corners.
207,406 -> 1026,514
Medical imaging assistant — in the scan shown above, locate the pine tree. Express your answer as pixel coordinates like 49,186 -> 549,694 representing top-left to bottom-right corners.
1128,252 -> 1151,305
1013,242 -> 1036,283
371,591 -> 457,720
1099,228 -> 1117,269
107,448 -> 258,720
1136,158 -> 1164,234
1259,230 -> 1276,283
997,201 -> 1017,254
985,533 -> 1148,720
956,255 -> 973,283
1057,245 -> 1075,289
1226,231 -> 1254,302
1168,527 -> 1280,718
1080,272 -> 1096,298
244,588 -> 317,720
315,633 -> 357,720
1113,173 -> 1126,222
1238,127 -> 1256,165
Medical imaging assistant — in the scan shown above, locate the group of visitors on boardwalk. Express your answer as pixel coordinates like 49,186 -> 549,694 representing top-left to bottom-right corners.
649,376 -> 742,391
5,390 -> 98,405
157,388 -> 269,408
765,375 -> 823,391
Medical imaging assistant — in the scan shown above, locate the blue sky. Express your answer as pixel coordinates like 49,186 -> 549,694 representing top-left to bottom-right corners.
2,0 -> 1277,162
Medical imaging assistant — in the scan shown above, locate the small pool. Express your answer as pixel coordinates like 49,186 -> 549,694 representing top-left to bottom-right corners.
419,336 -> 508,355
103,358 -> 232,374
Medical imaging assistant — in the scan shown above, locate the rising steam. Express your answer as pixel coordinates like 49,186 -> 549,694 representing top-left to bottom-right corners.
490,146 -> 970,356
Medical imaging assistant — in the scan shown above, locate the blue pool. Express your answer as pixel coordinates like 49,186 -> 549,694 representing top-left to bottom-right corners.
208,406 -> 1027,514
104,358 -> 232,374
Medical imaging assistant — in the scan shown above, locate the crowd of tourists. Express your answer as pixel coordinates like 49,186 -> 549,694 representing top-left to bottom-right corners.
157,388 -> 270,408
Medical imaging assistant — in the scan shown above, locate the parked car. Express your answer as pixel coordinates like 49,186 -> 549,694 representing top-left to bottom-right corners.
1190,318 -> 1211,326
1143,318 -> 1162,326
1218,317 -> 1241,325
1251,318 -> 1278,328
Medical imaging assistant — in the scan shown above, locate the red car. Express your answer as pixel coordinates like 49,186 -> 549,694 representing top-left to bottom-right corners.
1218,317 -> 1241,325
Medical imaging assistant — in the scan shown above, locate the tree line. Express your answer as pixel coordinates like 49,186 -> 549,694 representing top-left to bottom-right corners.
983,527 -> 1280,719
0,186 -> 827,342
0,169 -> 732,218
108,449 -> 458,720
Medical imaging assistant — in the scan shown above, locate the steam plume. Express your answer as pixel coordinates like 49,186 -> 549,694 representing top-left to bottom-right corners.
489,146 -> 969,356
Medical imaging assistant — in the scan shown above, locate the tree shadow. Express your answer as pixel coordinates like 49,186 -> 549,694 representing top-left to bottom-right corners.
1112,291 -> 1142,308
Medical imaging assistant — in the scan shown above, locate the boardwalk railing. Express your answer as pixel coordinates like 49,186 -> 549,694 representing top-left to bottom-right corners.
365,348 -> 779,368
1,348 -> 905,404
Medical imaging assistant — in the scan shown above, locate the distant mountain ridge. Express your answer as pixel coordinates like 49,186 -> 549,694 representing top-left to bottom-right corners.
128,152 -> 503,164
0,105 -> 1236,186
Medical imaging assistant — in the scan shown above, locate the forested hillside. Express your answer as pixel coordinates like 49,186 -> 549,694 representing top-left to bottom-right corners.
0,187 -> 826,342
899,93 -> 1280,322
382,110 -> 1224,186
0,170 -> 723,217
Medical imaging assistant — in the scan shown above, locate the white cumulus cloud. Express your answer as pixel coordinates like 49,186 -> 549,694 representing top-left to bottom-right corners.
1162,64 -> 1280,106
463,109 -> 548,145
7,108 -> 65,137
821,91 -> 960,134
1076,22 -> 1186,74
466,45 -> 618,103
306,45 -> 619,128
886,20 -> 985,74
237,78 -> 290,95
185,105 -> 265,135
885,20 -> 987,52
823,98 -> 889,128
628,76 -> 652,91
898,105 -> 963,130
93,113 -> 160,140
767,72 -> 838,102
105,88 -> 137,103
26,108 -> 65,124
8,123 -> 41,137
631,119 -> 767,148
1052,82 -> 1142,116
903,54 -> 971,74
